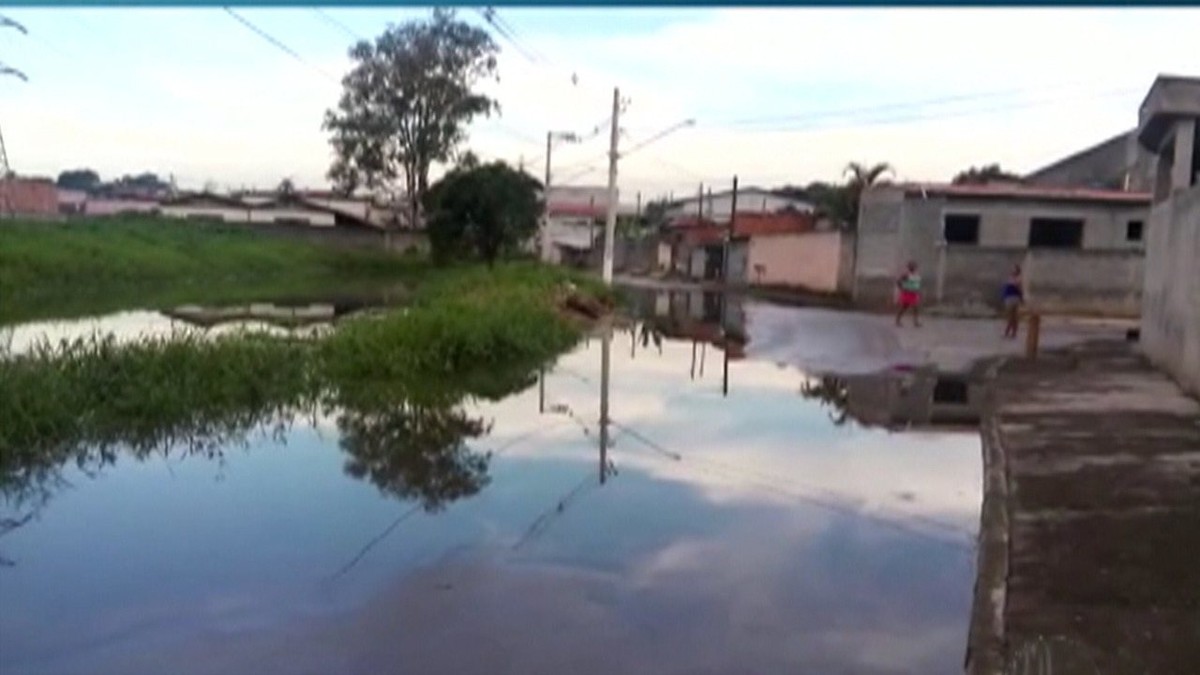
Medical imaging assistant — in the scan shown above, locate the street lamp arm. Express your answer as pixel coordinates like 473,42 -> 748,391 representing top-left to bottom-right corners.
620,119 -> 696,159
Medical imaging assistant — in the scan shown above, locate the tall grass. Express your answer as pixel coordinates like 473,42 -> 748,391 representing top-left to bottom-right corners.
0,216 -> 426,324
0,262 -> 609,509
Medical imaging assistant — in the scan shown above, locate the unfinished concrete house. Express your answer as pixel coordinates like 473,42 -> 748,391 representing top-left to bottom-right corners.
853,182 -> 1150,316
1137,74 -> 1200,396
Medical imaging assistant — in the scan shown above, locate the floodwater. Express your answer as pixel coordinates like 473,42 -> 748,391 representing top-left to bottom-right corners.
0,290 -> 982,675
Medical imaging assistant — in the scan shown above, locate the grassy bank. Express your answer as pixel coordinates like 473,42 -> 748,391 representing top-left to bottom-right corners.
0,262 -> 611,503
0,216 -> 425,324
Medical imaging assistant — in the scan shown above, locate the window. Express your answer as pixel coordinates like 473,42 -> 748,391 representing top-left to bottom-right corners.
943,214 -> 981,244
1126,220 -> 1144,242
1028,217 -> 1084,249
933,377 -> 969,404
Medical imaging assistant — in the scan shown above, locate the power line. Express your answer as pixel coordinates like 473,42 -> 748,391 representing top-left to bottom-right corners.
223,7 -> 338,84
712,80 -> 1114,129
311,7 -> 364,43
476,7 -> 542,66
620,119 -> 695,159
722,87 -> 1139,135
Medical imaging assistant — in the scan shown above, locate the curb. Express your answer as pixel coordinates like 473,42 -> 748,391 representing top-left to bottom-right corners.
965,356 -> 1011,675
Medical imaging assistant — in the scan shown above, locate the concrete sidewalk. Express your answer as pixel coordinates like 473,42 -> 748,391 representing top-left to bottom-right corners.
969,341 -> 1200,674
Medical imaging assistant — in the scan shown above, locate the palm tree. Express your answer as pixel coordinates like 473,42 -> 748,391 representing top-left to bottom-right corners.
842,162 -> 893,230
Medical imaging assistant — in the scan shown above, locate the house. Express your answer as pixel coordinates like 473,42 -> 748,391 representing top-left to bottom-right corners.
1136,74 -> 1200,396
1025,129 -> 1156,192
57,188 -> 162,217
161,193 -> 341,227
1,177 -> 59,218
659,210 -> 852,293
540,185 -> 637,266
662,187 -> 814,223
853,181 -> 1151,316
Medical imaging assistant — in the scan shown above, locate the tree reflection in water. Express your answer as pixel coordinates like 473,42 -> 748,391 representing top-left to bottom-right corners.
1,359 -> 545,559
800,376 -> 851,426
337,402 -> 492,512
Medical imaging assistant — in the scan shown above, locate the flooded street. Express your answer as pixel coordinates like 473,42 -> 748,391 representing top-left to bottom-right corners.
1,291 -> 982,675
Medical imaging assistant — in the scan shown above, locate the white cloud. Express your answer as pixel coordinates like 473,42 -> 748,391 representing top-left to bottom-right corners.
3,8 -> 1196,193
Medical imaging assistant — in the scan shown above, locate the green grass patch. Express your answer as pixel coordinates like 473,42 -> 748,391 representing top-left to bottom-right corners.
0,216 -> 427,324
0,262 -> 610,510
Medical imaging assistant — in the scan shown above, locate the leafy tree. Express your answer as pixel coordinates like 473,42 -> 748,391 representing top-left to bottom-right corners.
56,169 -> 101,193
423,161 -> 542,265
952,163 -> 1022,185
324,9 -> 499,230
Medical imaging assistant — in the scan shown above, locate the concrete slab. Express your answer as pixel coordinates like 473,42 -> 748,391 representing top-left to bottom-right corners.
971,340 -> 1200,674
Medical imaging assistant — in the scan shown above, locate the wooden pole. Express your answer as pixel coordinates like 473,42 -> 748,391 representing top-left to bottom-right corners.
1025,311 -> 1041,359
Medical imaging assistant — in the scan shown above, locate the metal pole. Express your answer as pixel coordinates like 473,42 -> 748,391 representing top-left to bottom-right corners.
601,87 -> 620,285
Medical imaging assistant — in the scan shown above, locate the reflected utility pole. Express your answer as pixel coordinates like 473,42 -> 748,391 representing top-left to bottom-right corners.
538,366 -> 546,414
599,321 -> 612,483
722,176 -> 738,398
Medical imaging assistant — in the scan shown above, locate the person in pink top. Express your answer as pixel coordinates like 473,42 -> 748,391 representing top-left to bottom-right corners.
895,261 -> 922,328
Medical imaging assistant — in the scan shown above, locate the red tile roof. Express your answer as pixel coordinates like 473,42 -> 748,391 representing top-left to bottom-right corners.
897,182 -> 1151,204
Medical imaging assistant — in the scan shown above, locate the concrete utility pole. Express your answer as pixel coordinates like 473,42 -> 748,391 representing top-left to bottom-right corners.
722,176 -> 738,398
601,87 -> 620,285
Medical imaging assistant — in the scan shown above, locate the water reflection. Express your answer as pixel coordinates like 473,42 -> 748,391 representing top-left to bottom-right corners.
3,297 -> 399,358
1,293 -> 982,675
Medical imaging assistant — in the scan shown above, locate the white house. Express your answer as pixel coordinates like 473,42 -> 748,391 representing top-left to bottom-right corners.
664,187 -> 814,224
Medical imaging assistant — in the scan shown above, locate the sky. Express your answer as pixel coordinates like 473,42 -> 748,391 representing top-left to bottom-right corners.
1,7 -> 1197,199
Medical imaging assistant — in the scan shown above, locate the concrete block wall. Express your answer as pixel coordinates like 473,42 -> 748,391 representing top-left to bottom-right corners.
934,247 -> 1142,316
1141,185 -> 1200,397
854,189 -> 1149,315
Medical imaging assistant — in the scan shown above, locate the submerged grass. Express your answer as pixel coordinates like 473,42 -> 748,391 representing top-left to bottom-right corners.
0,262 -> 611,492
0,216 -> 426,324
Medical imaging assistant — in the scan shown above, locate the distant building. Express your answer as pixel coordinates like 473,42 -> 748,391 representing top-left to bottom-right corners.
853,182 -> 1151,316
663,187 -> 814,223
1,177 -> 59,218
1136,74 -> 1200,396
540,185 -> 637,266
161,193 -> 339,227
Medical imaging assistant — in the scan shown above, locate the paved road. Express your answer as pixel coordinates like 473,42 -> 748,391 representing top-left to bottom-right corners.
742,301 -> 1136,375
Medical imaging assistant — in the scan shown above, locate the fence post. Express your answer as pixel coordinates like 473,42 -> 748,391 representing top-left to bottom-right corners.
1025,311 -> 1041,359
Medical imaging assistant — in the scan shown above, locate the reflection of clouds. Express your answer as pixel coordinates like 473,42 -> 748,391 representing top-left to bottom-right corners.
468,330 -> 981,542
5,311 -> 326,356
69,490 -> 971,675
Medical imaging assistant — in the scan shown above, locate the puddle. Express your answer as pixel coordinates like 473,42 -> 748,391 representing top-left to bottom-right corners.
0,290 -> 982,675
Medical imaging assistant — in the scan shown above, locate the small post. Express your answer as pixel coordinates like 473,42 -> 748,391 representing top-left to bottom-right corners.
538,366 -> 545,413
1025,311 -> 1041,359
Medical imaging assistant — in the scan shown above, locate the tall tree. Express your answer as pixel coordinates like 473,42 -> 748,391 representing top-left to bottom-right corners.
324,9 -> 499,230
423,161 -> 542,266
56,169 -> 101,193
952,163 -> 1022,185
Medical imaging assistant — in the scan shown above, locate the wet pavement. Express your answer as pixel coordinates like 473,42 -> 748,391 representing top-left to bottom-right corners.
973,341 -> 1200,675
1,290 -> 986,674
